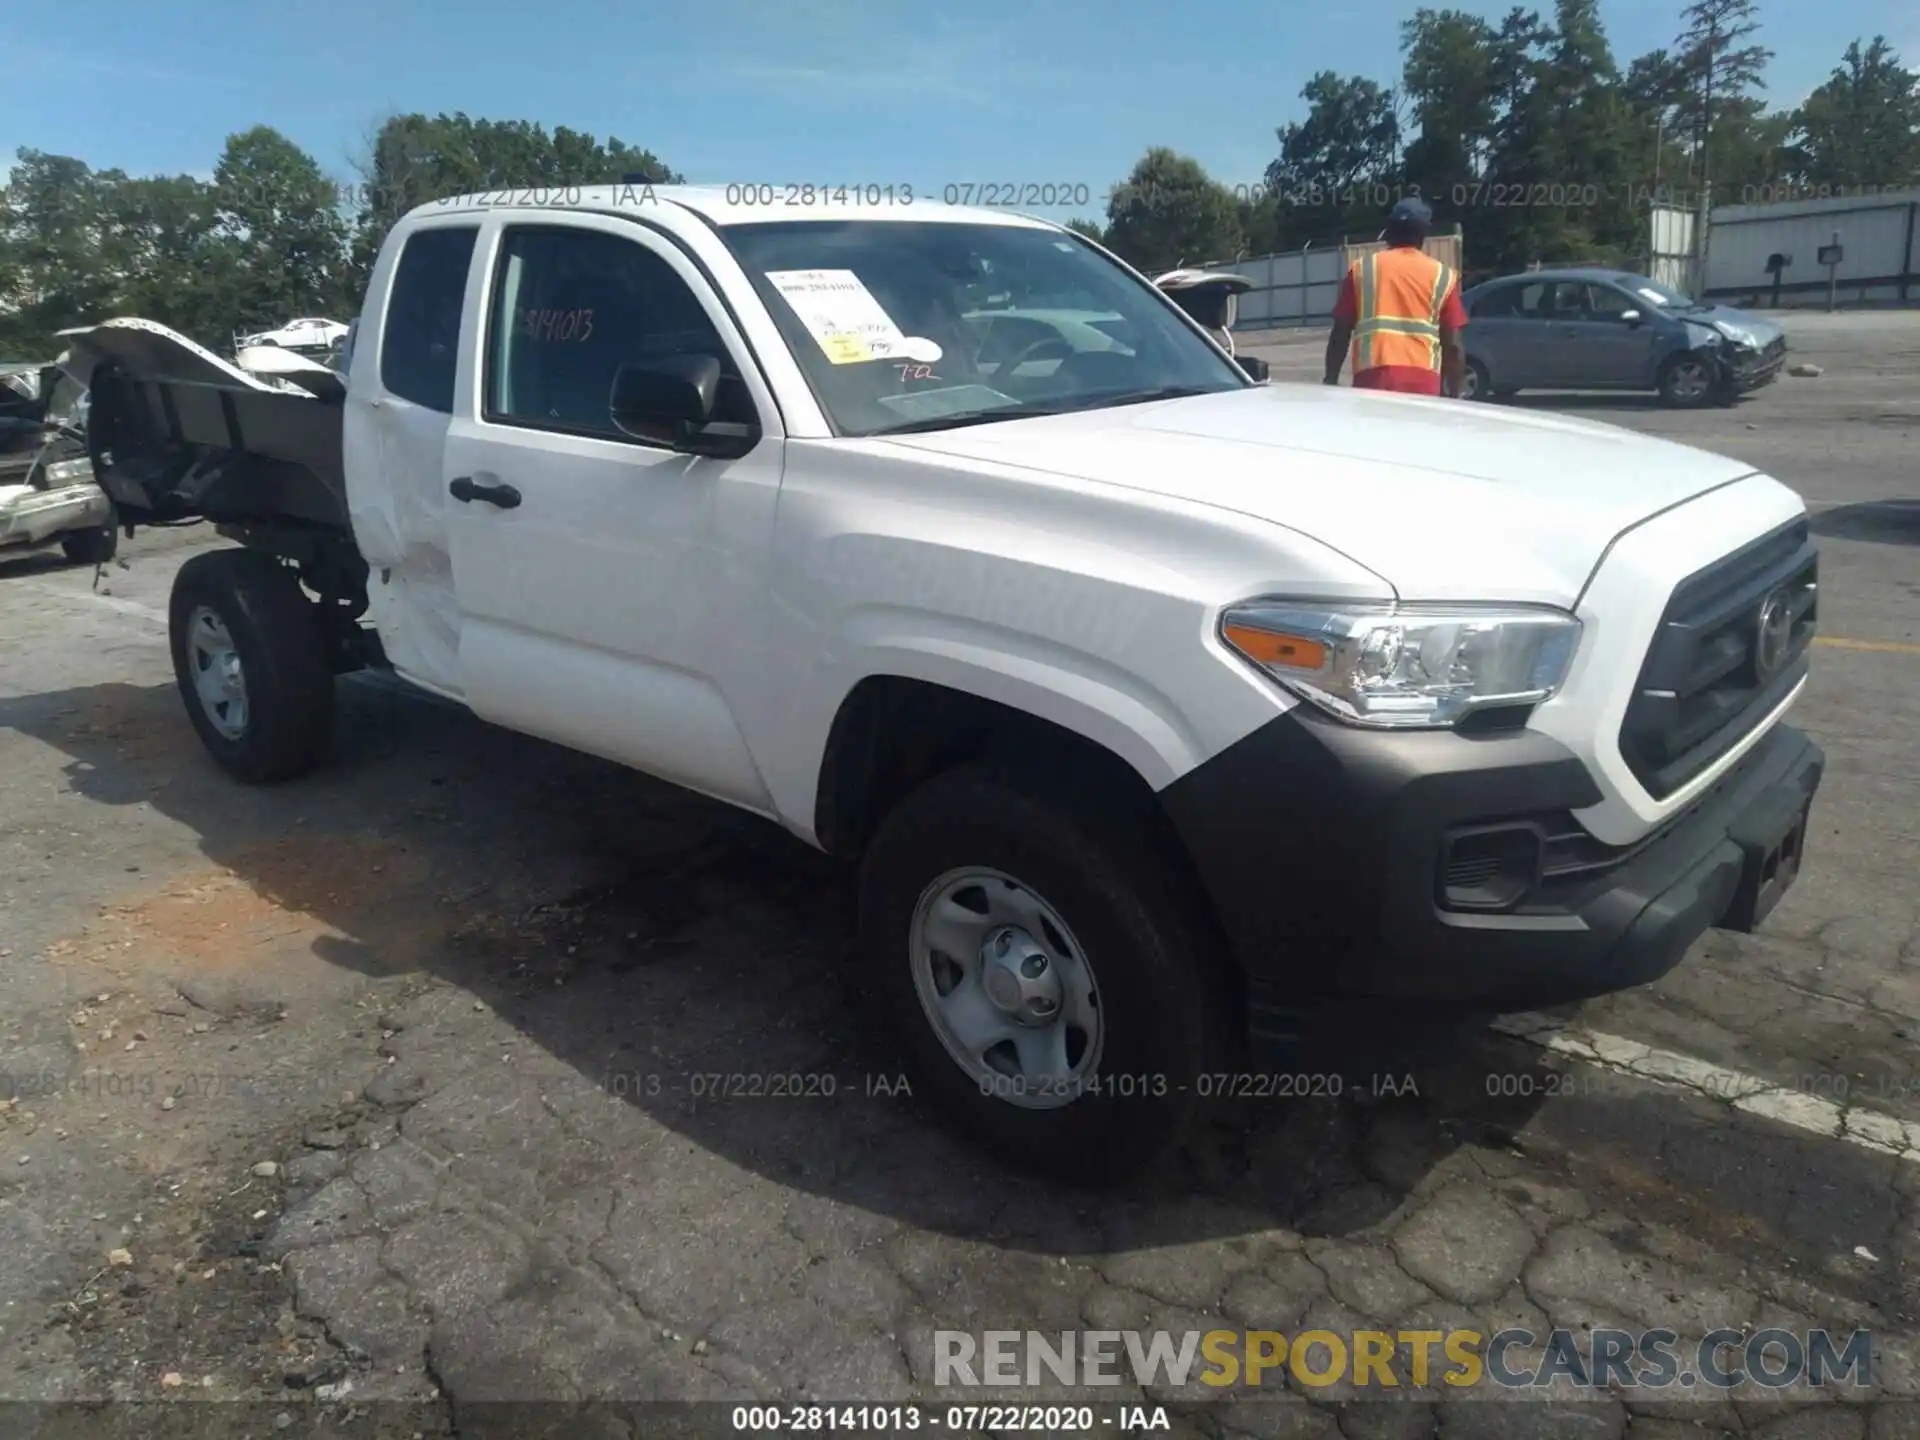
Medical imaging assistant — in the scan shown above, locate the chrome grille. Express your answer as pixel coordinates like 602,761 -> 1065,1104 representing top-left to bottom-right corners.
1618,517 -> 1817,800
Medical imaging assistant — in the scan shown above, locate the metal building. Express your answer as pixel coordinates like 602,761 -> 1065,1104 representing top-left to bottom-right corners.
1701,188 -> 1920,308
1196,230 -> 1466,331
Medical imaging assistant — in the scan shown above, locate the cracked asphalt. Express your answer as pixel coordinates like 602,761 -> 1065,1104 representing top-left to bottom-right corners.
1,311 -> 1916,1439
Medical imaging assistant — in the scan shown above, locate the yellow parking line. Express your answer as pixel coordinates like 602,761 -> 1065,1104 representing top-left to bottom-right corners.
1814,637 -> 1920,654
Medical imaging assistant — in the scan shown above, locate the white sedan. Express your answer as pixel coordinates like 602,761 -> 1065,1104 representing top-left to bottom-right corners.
233,317 -> 349,352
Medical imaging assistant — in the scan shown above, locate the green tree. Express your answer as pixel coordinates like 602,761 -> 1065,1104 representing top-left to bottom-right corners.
1062,216 -> 1106,243
346,113 -> 680,296
1261,72 -> 1402,244
1786,38 -> 1920,187
1539,0 -> 1641,261
1474,7 -> 1561,271
1399,8 -> 1500,204
210,126 -> 352,335
1673,0 -> 1773,194
1103,148 -> 1245,272
1268,72 -> 1403,194
99,172 -> 224,336
1622,49 -> 1697,202
0,151 -> 121,354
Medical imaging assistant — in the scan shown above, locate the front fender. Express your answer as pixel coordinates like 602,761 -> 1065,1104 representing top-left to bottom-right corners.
835,608 -> 1219,789
763,607 -> 1291,845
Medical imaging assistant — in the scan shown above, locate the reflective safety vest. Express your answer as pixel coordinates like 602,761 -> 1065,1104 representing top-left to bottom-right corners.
1349,247 -> 1456,374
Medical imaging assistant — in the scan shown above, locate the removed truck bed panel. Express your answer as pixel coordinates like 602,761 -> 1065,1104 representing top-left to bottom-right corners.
58,318 -> 350,534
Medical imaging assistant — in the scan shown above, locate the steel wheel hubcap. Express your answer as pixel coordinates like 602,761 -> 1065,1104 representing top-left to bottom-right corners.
1671,362 -> 1708,398
187,606 -> 249,739
908,867 -> 1103,1109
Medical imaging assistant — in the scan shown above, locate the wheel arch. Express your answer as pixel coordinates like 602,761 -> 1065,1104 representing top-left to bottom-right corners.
810,676 -> 1227,906
822,674 -> 1253,1085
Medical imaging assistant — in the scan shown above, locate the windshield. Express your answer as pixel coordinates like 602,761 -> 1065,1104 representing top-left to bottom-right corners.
718,219 -> 1248,436
1617,275 -> 1701,311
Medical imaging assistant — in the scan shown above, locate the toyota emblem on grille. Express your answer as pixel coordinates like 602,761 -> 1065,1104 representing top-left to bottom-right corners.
1754,586 -> 1798,678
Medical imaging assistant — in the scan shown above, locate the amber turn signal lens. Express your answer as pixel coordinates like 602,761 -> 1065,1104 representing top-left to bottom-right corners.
1222,622 -> 1328,671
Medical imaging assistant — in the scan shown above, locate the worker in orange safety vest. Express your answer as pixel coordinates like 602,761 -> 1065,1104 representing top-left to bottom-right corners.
1324,198 -> 1467,397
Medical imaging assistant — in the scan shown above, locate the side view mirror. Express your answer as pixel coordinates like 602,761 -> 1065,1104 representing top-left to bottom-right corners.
1619,309 -> 1643,326
609,354 -> 756,458
1238,355 -> 1270,383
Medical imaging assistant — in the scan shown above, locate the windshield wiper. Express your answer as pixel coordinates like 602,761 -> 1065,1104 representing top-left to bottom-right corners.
1060,384 -> 1215,411
873,405 -> 1067,436
869,385 -> 1215,437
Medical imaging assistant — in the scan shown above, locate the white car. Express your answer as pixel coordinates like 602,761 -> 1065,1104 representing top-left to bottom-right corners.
62,187 -> 1823,1181
233,316 -> 349,352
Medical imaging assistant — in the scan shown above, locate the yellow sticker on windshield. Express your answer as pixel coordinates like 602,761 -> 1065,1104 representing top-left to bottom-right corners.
822,332 -> 873,365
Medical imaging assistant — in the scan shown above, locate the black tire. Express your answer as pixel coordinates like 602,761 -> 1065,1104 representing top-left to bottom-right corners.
168,548 -> 335,783
60,514 -> 118,566
1657,352 -> 1718,409
853,761 -> 1232,1185
1462,357 -> 1493,401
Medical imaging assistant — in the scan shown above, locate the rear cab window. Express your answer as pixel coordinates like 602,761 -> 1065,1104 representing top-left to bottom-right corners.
380,226 -> 480,412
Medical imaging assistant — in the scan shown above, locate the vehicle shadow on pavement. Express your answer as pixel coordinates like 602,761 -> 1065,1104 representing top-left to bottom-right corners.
0,549 -> 87,581
1809,498 -> 1920,547
6,675 -> 1913,1295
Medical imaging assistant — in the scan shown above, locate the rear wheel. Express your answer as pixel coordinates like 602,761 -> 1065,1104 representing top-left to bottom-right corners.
168,548 -> 335,783
60,511 -> 118,566
853,761 -> 1231,1185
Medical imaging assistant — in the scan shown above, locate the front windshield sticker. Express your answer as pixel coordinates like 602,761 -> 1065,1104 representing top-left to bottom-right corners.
766,268 -> 915,365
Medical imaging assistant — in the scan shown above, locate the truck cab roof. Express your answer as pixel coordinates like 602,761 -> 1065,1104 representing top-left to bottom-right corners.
404,184 -> 1057,233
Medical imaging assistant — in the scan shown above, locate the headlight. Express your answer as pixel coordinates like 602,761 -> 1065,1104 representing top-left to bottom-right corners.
41,457 -> 94,486
1220,602 -> 1582,728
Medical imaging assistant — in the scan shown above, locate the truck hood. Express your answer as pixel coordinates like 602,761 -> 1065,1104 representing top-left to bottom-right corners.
875,384 -> 1765,605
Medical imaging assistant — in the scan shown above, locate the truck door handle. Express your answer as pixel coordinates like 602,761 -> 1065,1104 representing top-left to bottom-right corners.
449,476 -> 521,509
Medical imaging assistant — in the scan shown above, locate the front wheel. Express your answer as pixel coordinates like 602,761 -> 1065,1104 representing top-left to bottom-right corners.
1460,358 -> 1492,401
1658,352 -> 1719,408
168,548 -> 335,783
854,762 -> 1231,1184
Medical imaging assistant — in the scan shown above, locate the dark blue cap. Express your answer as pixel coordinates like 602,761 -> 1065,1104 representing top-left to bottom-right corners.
1387,197 -> 1433,226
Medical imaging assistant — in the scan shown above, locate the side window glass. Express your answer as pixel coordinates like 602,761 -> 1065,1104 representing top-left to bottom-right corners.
1549,281 -> 1592,318
1471,285 -> 1518,318
381,227 -> 479,412
484,227 -> 751,441
1587,284 -> 1635,319
1521,282 -> 1560,318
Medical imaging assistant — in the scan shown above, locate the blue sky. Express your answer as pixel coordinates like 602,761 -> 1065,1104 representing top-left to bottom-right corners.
4,0 -> 1912,214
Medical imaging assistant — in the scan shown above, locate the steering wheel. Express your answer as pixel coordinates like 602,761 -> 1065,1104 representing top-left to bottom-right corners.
987,335 -> 1075,383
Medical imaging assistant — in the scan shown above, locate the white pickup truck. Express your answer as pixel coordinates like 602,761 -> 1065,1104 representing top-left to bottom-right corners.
63,186 -> 1823,1182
